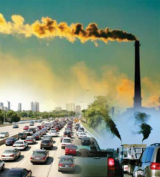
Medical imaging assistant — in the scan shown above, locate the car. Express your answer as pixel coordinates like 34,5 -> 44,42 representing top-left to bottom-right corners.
78,132 -> 87,139
37,125 -> 42,130
5,137 -> 18,146
81,137 -> 91,145
23,130 -> 33,136
30,149 -> 49,164
65,144 -> 77,155
13,140 -> 28,150
40,139 -> 53,149
76,129 -> 83,136
58,155 -> 75,172
13,124 -> 19,128
42,135 -> 53,141
0,132 -> 9,138
33,133 -> 41,140
18,132 -> 27,139
25,136 -> 36,144
63,131 -> 72,138
78,127 -> 84,132
6,168 -> 32,177
29,128 -> 36,133
0,159 -> 5,171
23,126 -> 29,130
133,143 -> 160,177
49,130 -> 58,137
61,137 -> 72,149
29,122 -> 34,126
1,148 -> 21,161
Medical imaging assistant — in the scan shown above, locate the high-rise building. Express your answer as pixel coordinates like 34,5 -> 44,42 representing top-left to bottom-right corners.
75,105 -> 81,113
18,103 -> 22,112
0,102 -> 4,110
66,103 -> 75,112
7,101 -> 10,111
31,102 -> 39,112
55,107 -> 62,111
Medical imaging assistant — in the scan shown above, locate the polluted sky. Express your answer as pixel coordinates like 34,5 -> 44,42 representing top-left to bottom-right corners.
0,0 -> 159,111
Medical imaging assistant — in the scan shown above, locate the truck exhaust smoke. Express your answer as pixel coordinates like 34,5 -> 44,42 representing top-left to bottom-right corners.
0,13 -> 137,44
105,117 -> 122,141
135,112 -> 153,142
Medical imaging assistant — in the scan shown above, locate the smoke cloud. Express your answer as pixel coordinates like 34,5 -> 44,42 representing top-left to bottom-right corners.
135,112 -> 152,142
105,117 -> 122,140
0,13 -> 137,43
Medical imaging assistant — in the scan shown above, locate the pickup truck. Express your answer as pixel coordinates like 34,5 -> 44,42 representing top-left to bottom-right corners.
73,142 -> 123,177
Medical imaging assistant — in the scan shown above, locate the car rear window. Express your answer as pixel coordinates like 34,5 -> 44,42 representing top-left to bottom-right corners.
42,140 -> 50,143
156,148 -> 160,163
60,158 -> 73,163
4,150 -> 14,153
7,171 -> 22,177
18,133 -> 23,135
66,145 -> 77,149
63,139 -> 71,143
33,151 -> 46,155
145,148 -> 154,163
15,142 -> 23,144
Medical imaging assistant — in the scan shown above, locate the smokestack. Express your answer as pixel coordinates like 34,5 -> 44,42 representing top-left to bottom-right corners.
134,40 -> 142,109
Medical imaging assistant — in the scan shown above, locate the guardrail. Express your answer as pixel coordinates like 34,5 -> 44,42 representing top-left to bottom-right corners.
0,134 -> 18,146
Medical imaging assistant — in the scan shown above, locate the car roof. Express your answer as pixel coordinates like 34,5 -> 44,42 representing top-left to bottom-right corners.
63,137 -> 71,139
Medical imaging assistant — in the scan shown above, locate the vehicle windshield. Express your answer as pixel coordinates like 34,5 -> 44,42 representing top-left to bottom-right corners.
33,151 -> 46,155
1,132 -> 6,134
15,142 -> 23,144
60,158 -> 73,163
4,150 -> 14,153
7,171 -> 22,177
63,139 -> 71,143
66,145 -> 77,149
26,138 -> 33,140
42,140 -> 50,143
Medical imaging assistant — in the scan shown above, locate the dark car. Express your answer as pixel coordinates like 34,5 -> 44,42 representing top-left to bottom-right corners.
81,137 -> 91,146
40,140 -> 53,149
33,133 -> 41,140
29,128 -> 36,133
64,131 -> 72,138
5,137 -> 18,146
6,168 -> 32,177
18,133 -> 27,140
13,124 -> 19,128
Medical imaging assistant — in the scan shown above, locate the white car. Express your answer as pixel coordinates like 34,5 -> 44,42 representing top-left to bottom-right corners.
0,159 -> 5,170
76,130 -> 84,136
13,140 -> 28,150
0,132 -> 9,138
61,137 -> 72,149
49,130 -> 58,137
78,132 -> 87,139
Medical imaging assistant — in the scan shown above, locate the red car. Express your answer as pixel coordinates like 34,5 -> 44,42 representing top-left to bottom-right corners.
65,144 -> 77,155
37,126 -> 42,130
23,126 -> 29,130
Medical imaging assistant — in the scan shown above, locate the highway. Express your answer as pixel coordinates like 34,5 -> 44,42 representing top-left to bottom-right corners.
0,122 -> 41,138
0,122 -> 131,177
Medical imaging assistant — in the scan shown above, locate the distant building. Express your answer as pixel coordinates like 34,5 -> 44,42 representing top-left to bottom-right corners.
3,107 -> 8,111
18,103 -> 22,112
0,102 -> 4,110
75,105 -> 81,113
66,103 -> 75,112
31,101 -> 39,112
55,107 -> 62,111
7,101 -> 10,111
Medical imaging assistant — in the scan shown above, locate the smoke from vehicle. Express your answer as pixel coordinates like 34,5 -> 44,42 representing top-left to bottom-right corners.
0,13 -> 137,44
135,112 -> 152,142
104,117 -> 122,141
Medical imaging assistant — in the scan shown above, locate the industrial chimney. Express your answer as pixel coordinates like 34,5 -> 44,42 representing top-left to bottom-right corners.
134,40 -> 142,109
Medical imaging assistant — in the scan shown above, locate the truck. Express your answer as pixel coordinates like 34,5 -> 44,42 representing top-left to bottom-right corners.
118,144 -> 146,174
73,138 -> 123,177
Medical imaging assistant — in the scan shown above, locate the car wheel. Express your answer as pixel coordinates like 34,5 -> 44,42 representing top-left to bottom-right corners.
1,164 -> 4,170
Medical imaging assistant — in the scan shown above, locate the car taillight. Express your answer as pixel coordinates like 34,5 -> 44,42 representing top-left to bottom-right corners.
107,158 -> 115,177
42,157 -> 45,160
59,163 -> 63,167
70,164 -> 75,167
10,154 -> 14,157
21,145 -> 24,147
1,155 -> 5,157
150,162 -> 160,170
30,157 -> 33,159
